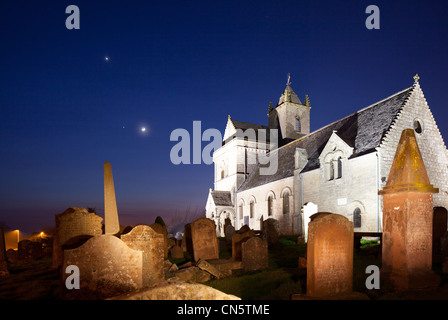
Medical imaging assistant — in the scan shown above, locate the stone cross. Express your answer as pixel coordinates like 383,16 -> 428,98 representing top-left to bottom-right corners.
104,161 -> 120,235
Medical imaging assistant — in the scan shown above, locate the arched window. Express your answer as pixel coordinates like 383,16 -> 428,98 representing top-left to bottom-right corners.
238,204 -> 243,220
295,118 -> 301,132
221,170 -> 225,179
329,161 -> 335,180
283,191 -> 290,215
353,207 -> 361,228
337,157 -> 342,179
267,195 -> 274,216
250,199 -> 254,218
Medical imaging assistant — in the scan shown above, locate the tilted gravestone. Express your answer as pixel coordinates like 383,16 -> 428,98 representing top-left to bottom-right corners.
190,218 -> 219,261
62,235 -> 143,299
0,228 -> 8,276
241,237 -> 268,272
306,213 -> 353,298
121,225 -> 165,286
18,240 -> 42,262
232,226 -> 255,261
150,223 -> 168,259
379,129 -> 440,290
262,218 -> 279,247
53,207 -> 103,268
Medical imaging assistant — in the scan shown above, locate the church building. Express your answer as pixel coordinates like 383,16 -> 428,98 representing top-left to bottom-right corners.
205,75 -> 448,238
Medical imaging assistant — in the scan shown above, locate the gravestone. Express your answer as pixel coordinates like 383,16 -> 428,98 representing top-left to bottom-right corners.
0,228 -> 8,276
63,235 -> 143,299
232,227 -> 255,261
121,225 -> 165,286
241,237 -> 268,272
307,213 -> 353,298
433,207 -> 448,264
150,223 -> 168,259
262,218 -> 279,246
18,240 -> 42,262
104,161 -> 120,235
169,244 -> 184,259
190,218 -> 219,261
53,207 -> 103,268
224,225 -> 235,244
182,224 -> 193,254
379,129 -> 440,290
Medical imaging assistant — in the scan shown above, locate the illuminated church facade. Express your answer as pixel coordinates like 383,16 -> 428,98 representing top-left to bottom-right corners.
205,76 -> 448,237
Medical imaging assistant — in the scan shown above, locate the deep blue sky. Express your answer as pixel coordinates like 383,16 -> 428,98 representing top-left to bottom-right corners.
1,0 -> 448,234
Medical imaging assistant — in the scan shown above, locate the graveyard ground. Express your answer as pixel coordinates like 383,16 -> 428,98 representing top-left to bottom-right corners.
0,236 -> 447,300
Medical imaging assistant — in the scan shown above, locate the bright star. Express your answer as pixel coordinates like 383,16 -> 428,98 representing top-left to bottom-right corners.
105,56 -> 110,62
141,127 -> 146,132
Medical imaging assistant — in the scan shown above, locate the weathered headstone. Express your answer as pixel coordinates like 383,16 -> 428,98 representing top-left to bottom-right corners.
232,227 -> 255,261
104,161 -> 120,235
63,235 -> 143,299
150,223 -> 168,259
433,207 -> 448,264
379,129 -> 440,290
53,207 -> 103,268
121,225 -> 165,286
224,224 -> 235,244
0,228 -> 9,276
306,213 -> 353,298
169,245 -> 184,259
190,218 -> 219,261
241,237 -> 268,272
18,240 -> 42,262
262,218 -> 279,246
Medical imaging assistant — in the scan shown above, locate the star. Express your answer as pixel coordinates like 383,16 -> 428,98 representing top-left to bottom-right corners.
141,127 -> 146,132
105,56 -> 110,62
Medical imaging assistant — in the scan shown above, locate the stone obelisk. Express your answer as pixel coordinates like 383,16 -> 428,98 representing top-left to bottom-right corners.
104,161 -> 120,235
379,129 -> 440,290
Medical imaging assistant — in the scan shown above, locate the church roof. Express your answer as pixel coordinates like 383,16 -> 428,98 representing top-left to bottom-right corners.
238,86 -> 414,192
224,118 -> 271,144
277,84 -> 302,106
210,190 -> 233,206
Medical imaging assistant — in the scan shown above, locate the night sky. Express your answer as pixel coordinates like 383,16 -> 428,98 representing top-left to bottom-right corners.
1,0 -> 448,235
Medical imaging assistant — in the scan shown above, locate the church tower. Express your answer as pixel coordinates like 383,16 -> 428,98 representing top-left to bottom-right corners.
268,75 -> 311,143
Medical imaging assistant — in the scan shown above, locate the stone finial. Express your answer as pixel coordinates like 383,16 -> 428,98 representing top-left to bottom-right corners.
304,94 -> 310,107
413,74 -> 420,84
378,129 -> 438,195
268,101 -> 274,113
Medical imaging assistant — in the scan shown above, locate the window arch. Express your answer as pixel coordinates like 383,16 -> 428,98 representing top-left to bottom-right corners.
295,118 -> 301,132
267,195 -> 274,217
249,198 -> 255,218
337,157 -> 342,179
283,190 -> 290,215
353,207 -> 362,228
329,161 -> 335,180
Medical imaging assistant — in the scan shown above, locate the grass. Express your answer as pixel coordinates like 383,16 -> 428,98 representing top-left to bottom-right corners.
206,236 -> 306,300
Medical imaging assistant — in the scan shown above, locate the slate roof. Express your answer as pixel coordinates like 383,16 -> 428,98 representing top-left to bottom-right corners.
238,86 -> 414,192
211,190 -> 233,206
224,119 -> 271,145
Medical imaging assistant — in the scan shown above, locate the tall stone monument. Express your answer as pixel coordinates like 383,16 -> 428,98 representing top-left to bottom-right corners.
190,218 -> 219,261
104,161 -> 120,235
379,129 -> 440,290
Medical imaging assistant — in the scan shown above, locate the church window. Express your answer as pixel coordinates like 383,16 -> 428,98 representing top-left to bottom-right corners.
337,157 -> 342,179
267,195 -> 274,216
329,161 -> 335,180
295,118 -> 301,132
283,191 -> 290,215
221,170 -> 225,179
250,199 -> 254,218
239,204 -> 243,220
353,207 -> 362,228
